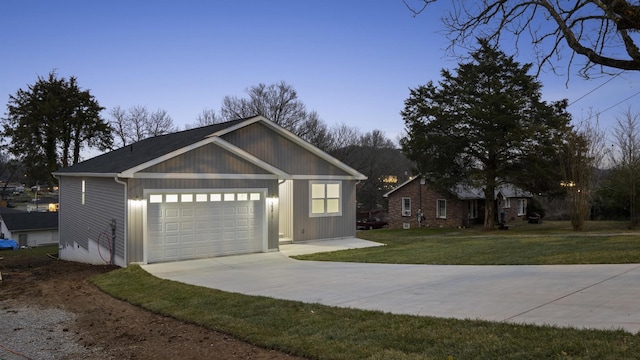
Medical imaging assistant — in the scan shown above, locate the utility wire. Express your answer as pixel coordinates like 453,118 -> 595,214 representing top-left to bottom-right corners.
596,89 -> 640,115
568,71 -> 623,106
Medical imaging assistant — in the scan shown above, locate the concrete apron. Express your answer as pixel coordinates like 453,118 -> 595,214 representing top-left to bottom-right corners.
142,238 -> 640,334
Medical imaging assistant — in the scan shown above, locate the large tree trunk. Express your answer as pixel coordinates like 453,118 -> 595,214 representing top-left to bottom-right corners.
483,181 -> 496,231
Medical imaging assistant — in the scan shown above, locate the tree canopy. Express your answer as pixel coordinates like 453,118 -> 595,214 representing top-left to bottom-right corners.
2,71 -> 111,185
406,0 -> 640,77
400,40 -> 572,229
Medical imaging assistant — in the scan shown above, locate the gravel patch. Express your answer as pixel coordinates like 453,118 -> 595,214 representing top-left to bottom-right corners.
0,300 -> 103,360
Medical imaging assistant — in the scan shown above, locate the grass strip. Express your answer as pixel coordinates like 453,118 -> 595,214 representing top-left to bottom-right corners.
295,222 -> 640,265
92,266 -> 640,359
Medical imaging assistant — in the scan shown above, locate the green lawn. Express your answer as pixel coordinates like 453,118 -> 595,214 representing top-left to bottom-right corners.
295,221 -> 640,265
87,221 -> 640,359
92,265 -> 640,360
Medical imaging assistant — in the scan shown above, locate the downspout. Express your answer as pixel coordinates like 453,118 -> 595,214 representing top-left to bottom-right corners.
114,176 -> 128,266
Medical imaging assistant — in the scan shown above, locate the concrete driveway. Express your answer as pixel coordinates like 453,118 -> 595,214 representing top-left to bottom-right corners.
142,238 -> 640,334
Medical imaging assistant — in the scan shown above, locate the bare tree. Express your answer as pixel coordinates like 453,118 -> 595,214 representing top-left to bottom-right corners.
146,108 -> 176,137
405,0 -> 640,77
194,108 -> 222,126
109,106 -> 131,147
128,106 -> 149,143
219,81 -> 314,136
108,106 -> 176,148
559,115 -> 607,231
610,107 -> 640,228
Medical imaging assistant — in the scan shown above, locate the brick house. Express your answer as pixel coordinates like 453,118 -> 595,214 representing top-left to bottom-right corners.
383,177 -> 484,229
384,177 -> 531,229
495,184 -> 533,223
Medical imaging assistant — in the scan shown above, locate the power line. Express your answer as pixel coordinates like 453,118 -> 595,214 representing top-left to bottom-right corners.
597,89 -> 640,115
581,88 -> 640,123
568,71 -> 623,106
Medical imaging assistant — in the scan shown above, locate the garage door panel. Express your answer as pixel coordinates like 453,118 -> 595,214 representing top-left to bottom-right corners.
165,222 -> 179,232
195,208 -> 210,217
165,209 -> 179,218
147,191 -> 264,263
181,221 -> 194,231
165,234 -> 179,244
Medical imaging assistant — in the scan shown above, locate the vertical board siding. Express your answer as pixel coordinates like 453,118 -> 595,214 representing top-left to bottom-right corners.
128,198 -> 144,263
143,143 -> 271,174
278,180 -> 293,240
59,176 -> 126,264
291,180 -> 356,242
222,122 -> 350,176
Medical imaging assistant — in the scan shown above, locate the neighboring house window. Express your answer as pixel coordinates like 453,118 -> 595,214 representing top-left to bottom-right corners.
81,180 -> 86,205
518,199 -> 527,216
310,181 -> 342,217
437,199 -> 446,219
402,197 -> 411,217
504,197 -> 510,208
468,200 -> 478,219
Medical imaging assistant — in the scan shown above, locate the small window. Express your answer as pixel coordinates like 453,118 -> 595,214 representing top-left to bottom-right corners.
149,194 -> 163,203
210,194 -> 222,202
237,193 -> 248,201
181,194 -> 193,202
518,199 -> 527,216
195,194 -> 208,202
81,180 -> 86,205
504,198 -> 511,208
166,194 -> 178,203
224,193 -> 235,201
310,181 -> 342,217
437,199 -> 446,219
250,193 -> 261,201
469,200 -> 478,219
402,197 -> 411,217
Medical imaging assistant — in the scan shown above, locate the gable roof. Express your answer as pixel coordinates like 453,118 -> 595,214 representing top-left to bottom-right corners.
1,212 -> 58,232
496,184 -> 533,198
384,176 -> 531,200
54,116 -> 366,180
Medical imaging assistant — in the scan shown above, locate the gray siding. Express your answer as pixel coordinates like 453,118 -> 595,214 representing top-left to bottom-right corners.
127,199 -> 144,263
59,176 -> 126,264
222,122 -> 350,176
291,179 -> 357,242
143,143 -> 271,174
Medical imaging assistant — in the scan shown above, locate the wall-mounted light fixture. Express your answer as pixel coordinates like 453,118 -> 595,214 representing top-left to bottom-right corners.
267,195 -> 278,218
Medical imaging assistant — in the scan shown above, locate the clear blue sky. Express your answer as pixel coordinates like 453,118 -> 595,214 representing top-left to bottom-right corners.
2,1 -> 639,148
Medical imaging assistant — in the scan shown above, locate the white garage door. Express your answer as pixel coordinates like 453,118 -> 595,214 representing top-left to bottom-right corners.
146,191 -> 265,263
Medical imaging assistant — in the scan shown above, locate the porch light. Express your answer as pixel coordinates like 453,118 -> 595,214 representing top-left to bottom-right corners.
267,195 -> 278,217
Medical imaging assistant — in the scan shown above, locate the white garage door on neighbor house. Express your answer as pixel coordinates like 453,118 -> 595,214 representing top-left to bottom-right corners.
146,191 -> 265,263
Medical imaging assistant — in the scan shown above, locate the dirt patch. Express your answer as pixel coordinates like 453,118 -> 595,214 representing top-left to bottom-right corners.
0,253 -> 303,359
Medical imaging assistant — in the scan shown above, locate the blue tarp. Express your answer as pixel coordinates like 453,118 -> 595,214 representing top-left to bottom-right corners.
0,239 -> 18,250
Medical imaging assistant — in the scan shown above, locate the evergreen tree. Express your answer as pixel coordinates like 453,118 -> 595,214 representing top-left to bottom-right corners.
400,40 -> 572,230
2,71 -> 111,186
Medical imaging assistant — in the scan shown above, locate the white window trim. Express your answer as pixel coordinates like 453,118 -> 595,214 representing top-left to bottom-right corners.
402,197 -> 411,217
504,197 -> 511,208
437,199 -> 447,219
517,199 -> 527,216
309,181 -> 342,217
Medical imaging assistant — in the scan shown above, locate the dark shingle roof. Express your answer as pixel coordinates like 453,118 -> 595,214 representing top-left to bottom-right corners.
55,118 -> 249,174
1,212 -> 58,231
